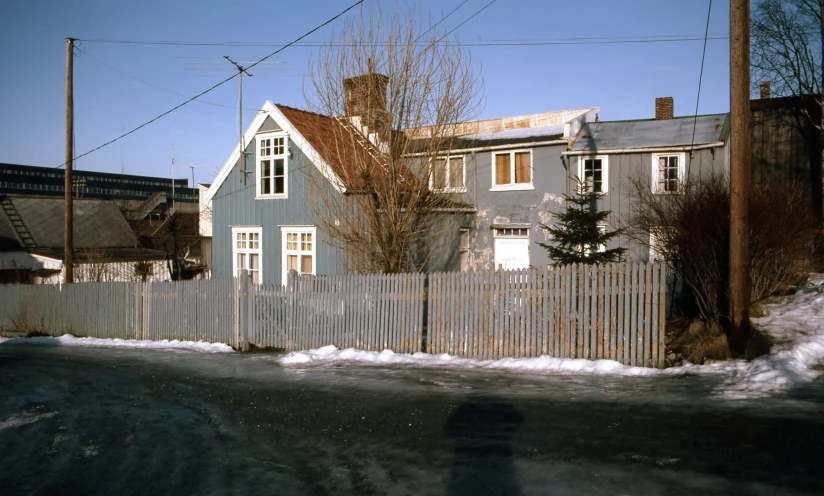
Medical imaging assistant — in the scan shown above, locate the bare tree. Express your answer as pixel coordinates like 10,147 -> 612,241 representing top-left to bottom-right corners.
303,3 -> 482,273
751,0 -> 824,227
624,173 -> 817,326
74,247 -> 112,282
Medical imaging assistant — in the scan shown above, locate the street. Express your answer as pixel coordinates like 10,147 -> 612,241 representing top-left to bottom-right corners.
1,342 -> 822,495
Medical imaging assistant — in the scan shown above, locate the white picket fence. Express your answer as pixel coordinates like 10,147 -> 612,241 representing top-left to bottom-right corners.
0,278 -> 239,346
427,263 -> 667,368
0,262 -> 668,367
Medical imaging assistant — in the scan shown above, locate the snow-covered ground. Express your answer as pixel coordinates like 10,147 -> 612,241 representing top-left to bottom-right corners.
280,284 -> 824,399
0,334 -> 233,353
2,282 -> 822,399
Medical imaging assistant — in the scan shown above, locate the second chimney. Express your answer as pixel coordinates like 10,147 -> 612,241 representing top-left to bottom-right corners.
760,81 -> 771,99
655,97 -> 674,120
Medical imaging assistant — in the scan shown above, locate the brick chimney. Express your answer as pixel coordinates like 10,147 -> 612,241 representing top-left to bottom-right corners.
343,72 -> 390,136
759,81 -> 771,99
655,97 -> 674,120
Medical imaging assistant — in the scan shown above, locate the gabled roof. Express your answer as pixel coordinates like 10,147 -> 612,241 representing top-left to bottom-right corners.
0,195 -> 165,261
206,101 -> 374,203
275,105 -> 398,190
570,114 -> 729,152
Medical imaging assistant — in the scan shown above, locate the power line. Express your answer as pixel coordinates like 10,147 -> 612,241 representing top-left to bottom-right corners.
442,0 -> 497,38
57,0 -> 364,168
76,46 -> 264,112
74,34 -> 730,47
688,0 -> 714,178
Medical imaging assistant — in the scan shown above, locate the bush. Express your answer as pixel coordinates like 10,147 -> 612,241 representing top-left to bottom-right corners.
626,173 -> 818,325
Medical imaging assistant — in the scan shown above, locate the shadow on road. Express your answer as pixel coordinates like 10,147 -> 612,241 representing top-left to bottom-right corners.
444,395 -> 525,496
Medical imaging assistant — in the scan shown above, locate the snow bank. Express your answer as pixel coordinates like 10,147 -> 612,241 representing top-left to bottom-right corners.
0,334 -> 233,353
279,286 -> 824,399
281,344 -> 667,376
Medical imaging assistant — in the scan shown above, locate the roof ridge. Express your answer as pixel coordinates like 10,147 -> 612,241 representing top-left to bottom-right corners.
274,103 -> 336,120
588,113 -> 728,124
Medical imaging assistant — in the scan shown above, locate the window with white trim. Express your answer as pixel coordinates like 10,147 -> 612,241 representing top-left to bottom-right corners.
492,150 -> 532,190
232,226 -> 262,284
493,227 -> 530,269
651,152 -> 685,194
459,228 -> 470,271
431,155 -> 466,192
257,134 -> 287,198
281,226 -> 316,285
578,156 -> 608,193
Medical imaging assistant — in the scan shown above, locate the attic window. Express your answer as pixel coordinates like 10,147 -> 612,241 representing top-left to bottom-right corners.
257,134 -> 287,199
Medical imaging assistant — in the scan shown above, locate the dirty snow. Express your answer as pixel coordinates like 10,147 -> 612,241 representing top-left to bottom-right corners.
0,334 -> 233,353
280,285 -> 824,399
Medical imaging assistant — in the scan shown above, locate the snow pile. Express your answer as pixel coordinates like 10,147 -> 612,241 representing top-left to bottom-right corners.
0,334 -> 233,353
280,286 -> 824,398
281,344 -> 662,376
714,286 -> 824,398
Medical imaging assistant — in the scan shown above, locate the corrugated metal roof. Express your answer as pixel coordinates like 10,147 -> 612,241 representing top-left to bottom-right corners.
461,124 -> 565,142
571,114 -> 728,151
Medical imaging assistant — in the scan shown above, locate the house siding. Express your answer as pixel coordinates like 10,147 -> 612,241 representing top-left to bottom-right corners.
437,143 -> 569,270
211,133 -> 342,284
565,144 -> 729,261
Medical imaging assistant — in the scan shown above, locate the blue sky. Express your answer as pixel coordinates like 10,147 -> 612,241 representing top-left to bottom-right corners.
0,0 -> 730,185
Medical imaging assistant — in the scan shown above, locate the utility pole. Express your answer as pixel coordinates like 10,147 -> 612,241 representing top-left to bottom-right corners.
64,37 -> 74,284
224,56 -> 252,182
729,0 -> 751,354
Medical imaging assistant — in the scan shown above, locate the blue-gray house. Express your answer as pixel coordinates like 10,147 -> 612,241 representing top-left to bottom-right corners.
203,101 -> 372,285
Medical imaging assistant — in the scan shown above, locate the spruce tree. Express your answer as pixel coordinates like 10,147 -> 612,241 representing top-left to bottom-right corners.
538,177 -> 626,264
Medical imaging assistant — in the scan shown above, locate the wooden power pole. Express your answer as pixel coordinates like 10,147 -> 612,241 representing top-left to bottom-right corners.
729,0 -> 751,354
65,37 -> 74,283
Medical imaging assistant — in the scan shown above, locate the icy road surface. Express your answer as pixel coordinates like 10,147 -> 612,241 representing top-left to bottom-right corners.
1,344 -> 823,495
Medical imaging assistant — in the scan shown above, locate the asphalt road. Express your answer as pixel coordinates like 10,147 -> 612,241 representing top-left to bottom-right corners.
1,342 -> 823,495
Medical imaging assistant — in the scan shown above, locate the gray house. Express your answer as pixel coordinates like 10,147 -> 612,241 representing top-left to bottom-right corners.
407,107 -> 599,271
205,68 -> 602,281
563,97 -> 730,261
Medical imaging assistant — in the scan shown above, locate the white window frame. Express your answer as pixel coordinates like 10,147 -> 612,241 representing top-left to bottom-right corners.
256,132 -> 288,199
493,227 -> 530,269
651,152 -> 686,194
490,149 -> 534,191
231,226 -> 262,284
280,226 -> 317,285
430,155 -> 467,193
578,155 -> 609,193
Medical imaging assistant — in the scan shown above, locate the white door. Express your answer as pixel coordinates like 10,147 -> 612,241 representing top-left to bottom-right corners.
494,238 -> 529,270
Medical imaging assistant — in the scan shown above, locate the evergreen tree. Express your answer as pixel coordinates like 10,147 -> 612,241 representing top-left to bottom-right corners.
538,177 -> 626,264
